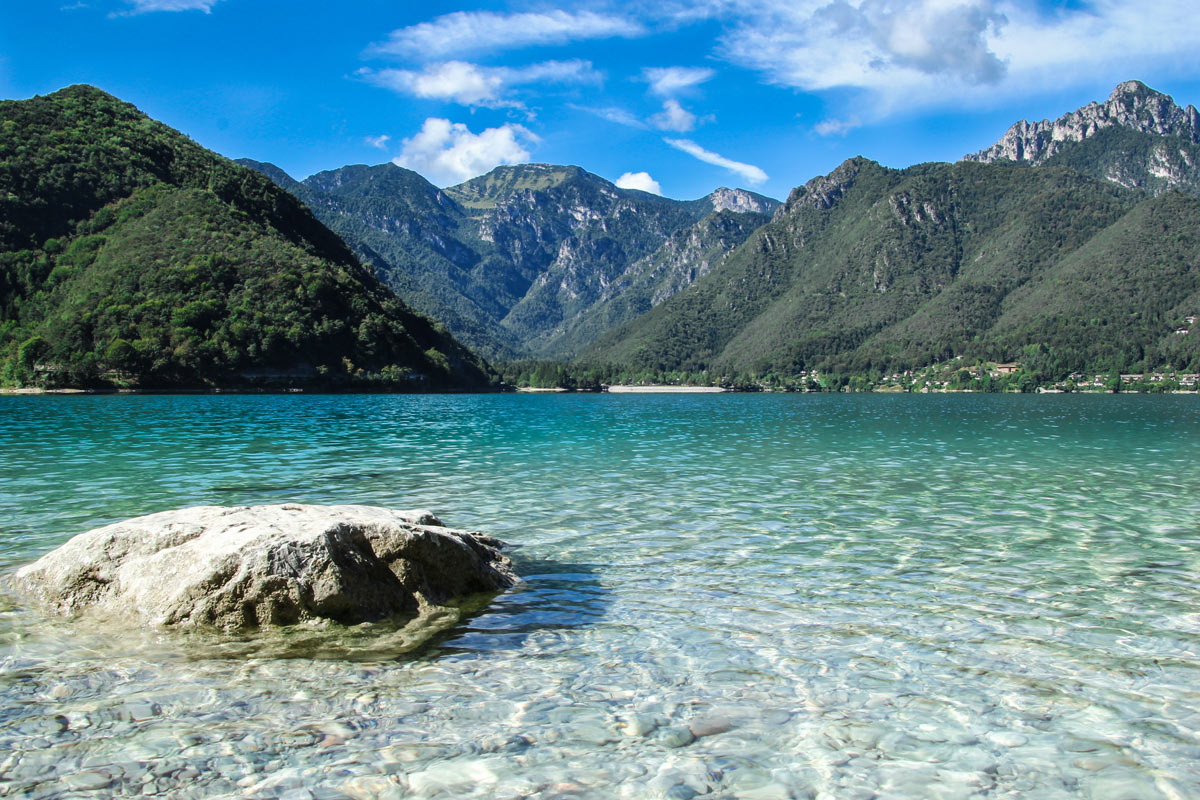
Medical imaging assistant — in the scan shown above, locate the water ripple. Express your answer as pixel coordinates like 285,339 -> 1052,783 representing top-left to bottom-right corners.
1,394 -> 1198,798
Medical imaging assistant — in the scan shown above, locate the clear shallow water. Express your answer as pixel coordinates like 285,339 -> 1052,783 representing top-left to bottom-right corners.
1,394 -> 1199,799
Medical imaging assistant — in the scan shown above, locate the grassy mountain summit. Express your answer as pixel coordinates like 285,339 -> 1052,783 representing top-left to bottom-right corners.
0,85 -> 493,390
242,159 -> 780,359
442,163 -> 588,209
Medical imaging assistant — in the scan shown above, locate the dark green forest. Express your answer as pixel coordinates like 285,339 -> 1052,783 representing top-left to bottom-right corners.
0,86 -> 493,390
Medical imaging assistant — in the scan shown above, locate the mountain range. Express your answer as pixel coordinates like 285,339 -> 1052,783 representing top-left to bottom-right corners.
585,157 -> 1200,377
2,79 -> 1198,390
582,80 -> 1200,378
237,159 -> 778,361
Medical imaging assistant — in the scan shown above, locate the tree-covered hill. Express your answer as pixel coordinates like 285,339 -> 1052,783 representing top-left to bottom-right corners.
241,159 -> 779,360
0,85 -> 493,390
584,156 -> 1200,378
235,159 -> 517,361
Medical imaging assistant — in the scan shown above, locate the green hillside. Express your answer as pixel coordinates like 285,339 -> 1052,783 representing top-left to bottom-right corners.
983,190 -> 1200,373
0,86 -> 493,390
585,157 -> 1200,378
237,159 -> 520,361
1040,126 -> 1200,198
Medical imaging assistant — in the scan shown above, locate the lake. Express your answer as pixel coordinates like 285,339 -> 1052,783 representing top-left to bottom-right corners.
2,394 -> 1198,799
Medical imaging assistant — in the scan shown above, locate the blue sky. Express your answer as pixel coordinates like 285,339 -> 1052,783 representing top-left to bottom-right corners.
2,0 -> 1199,202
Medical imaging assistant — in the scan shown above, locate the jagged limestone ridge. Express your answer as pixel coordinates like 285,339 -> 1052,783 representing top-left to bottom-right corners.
964,80 -> 1200,165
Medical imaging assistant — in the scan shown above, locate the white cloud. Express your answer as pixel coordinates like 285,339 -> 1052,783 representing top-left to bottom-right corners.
615,171 -> 663,194
393,118 -> 537,186
643,66 -> 716,96
123,0 -> 218,11
824,0 -> 1006,84
649,99 -> 698,132
718,0 -> 1006,101
664,138 -> 768,185
365,134 -> 391,150
573,105 -> 649,129
813,114 -> 861,136
372,10 -> 644,59
710,0 -> 1200,113
990,0 -> 1200,91
359,60 -> 599,108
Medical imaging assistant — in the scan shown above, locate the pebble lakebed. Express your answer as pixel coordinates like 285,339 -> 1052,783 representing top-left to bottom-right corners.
2,393 -> 1198,799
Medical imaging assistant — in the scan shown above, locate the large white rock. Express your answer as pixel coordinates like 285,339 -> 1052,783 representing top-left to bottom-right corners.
13,504 -> 517,630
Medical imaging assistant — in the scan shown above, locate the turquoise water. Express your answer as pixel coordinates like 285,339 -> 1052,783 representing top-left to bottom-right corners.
1,394 -> 1199,799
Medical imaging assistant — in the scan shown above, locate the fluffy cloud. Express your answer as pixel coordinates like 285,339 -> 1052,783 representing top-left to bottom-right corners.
819,0 -> 1006,84
393,118 -> 537,186
643,66 -> 716,96
373,10 -> 644,59
650,99 -> 697,132
708,0 -> 1200,112
663,138 -> 767,185
360,60 -> 599,108
615,171 -> 663,194
718,0 -> 1007,99
123,0 -> 219,11
365,134 -> 391,150
989,0 -> 1200,90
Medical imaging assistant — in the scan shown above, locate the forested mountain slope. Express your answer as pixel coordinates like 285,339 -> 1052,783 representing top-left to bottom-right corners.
585,157 -> 1200,377
0,86 -> 493,390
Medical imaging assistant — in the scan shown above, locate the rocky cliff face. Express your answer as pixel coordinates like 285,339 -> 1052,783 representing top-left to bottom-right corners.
781,157 -> 872,214
706,187 -> 779,215
545,207 -> 774,356
963,81 -> 1200,197
966,81 -> 1199,165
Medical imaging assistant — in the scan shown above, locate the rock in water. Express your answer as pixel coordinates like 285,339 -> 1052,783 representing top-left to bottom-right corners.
13,505 -> 518,629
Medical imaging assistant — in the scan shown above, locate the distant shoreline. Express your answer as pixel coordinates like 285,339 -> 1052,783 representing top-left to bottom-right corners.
0,386 -> 492,396
4,385 -> 1195,397
605,385 -> 727,393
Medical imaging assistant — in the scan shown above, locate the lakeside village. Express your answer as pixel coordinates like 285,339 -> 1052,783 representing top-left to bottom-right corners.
509,360 -> 1200,393
750,363 -> 1200,394
510,316 -> 1200,393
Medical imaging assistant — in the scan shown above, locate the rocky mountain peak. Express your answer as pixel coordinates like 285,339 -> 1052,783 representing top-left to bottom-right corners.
1109,80 -> 1151,100
964,80 -> 1200,166
707,187 -> 775,214
783,156 -> 873,214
